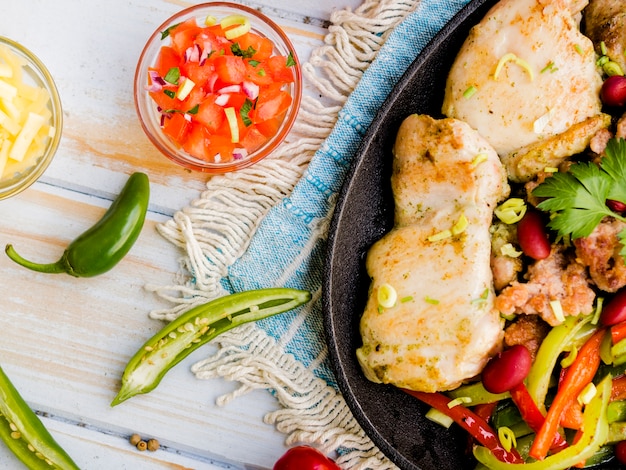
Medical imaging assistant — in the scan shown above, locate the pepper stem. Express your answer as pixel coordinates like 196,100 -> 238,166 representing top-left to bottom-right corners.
5,244 -> 67,274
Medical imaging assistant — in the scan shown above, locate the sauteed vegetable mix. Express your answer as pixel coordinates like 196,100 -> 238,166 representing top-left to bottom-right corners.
404,81 -> 626,466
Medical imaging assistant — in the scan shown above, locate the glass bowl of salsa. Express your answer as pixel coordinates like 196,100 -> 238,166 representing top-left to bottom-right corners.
134,2 -> 302,174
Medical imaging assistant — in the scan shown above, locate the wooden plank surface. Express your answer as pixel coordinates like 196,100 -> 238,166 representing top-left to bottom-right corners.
0,1 -> 362,468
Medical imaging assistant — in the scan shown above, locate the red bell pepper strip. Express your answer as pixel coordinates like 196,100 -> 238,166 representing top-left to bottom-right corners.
529,328 -> 606,461
612,375 -> 626,401
611,321 -> 626,344
556,367 -> 584,430
403,389 -> 523,463
510,383 -> 568,451
473,402 -> 497,422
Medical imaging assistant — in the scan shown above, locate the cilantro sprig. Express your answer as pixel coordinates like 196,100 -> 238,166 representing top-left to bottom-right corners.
533,138 -> 626,249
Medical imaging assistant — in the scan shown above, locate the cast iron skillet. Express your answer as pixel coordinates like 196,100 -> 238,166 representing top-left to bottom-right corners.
322,0 -> 625,468
323,1 -> 508,469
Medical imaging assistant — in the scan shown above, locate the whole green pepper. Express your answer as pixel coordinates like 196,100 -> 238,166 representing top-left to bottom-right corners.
5,172 -> 149,277
111,287 -> 312,406
0,364 -> 80,469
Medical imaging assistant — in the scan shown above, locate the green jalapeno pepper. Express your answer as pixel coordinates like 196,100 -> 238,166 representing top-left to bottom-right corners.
111,287 -> 312,406
0,364 -> 79,469
5,172 -> 149,277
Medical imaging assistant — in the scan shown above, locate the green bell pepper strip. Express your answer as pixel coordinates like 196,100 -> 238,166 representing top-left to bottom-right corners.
111,287 -> 312,406
0,365 -> 79,469
446,380 -> 510,406
526,315 -> 594,413
5,172 -> 149,277
473,375 -> 611,469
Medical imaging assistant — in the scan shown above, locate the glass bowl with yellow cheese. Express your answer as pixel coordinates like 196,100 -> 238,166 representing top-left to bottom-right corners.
0,36 -> 62,200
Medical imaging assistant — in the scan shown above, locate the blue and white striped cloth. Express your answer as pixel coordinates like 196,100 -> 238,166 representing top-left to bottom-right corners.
225,0 -> 472,388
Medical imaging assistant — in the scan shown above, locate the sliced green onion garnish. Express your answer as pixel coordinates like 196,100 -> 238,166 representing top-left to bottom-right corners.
221,14 -> 251,40
224,107 -> 240,143
377,283 -> 397,309
494,198 -> 527,224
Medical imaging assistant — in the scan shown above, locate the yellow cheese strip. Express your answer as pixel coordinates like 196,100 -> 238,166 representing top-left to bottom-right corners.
0,44 -> 54,179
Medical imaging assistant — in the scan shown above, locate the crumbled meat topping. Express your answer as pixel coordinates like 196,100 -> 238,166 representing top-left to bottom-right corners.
494,245 -> 595,326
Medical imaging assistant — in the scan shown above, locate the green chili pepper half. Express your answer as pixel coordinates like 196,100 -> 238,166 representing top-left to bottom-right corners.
0,364 -> 79,469
5,172 -> 149,278
111,287 -> 312,406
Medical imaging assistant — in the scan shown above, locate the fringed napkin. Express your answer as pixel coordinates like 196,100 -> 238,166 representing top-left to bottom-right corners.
149,0 -> 472,467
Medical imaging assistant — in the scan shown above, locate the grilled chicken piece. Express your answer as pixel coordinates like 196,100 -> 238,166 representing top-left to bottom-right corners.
356,114 -> 509,393
584,0 -> 626,74
442,0 -> 609,182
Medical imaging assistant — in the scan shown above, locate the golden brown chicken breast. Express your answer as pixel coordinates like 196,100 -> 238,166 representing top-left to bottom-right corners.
442,0 -> 609,182
357,114 -> 509,392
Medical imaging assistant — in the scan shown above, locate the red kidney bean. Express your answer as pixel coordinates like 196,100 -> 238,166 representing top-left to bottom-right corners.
601,288 -> 626,326
601,75 -> 626,108
517,210 -> 551,260
482,345 -> 532,394
608,199 -> 626,213
615,440 -> 626,465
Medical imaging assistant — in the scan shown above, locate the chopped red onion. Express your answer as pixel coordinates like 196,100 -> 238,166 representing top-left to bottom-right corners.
218,84 -> 242,94
208,73 -> 218,92
185,44 -> 201,63
146,71 -> 166,92
215,94 -> 230,106
232,148 -> 248,160
242,81 -> 259,100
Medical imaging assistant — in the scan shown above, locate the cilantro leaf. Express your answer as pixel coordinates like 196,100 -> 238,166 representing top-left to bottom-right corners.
604,138 -> 626,202
231,43 -> 256,59
533,140 -> 626,239
240,99 -> 254,127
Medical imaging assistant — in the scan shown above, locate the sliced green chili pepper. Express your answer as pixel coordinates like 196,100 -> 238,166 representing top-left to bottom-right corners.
0,364 -> 79,469
473,375 -> 611,469
5,172 -> 149,278
526,314 -> 594,412
111,287 -> 312,406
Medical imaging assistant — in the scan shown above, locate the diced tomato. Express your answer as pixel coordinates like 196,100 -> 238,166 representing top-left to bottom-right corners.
223,92 -> 248,110
169,18 -> 203,55
162,112 -> 191,143
255,87 -> 292,122
206,24 -> 227,39
182,122 -> 212,160
255,116 -> 283,138
153,46 -> 180,77
181,61 -> 216,89
194,95 -> 224,132
240,126 -> 268,153
234,33 -> 274,61
266,55 -> 295,83
180,86 -> 206,112
208,132 -> 235,162
214,55 -> 247,84
149,87 -> 179,111
244,60 -> 274,86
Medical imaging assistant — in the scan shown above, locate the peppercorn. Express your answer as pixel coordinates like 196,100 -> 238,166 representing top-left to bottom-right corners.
147,439 -> 160,452
129,434 -> 142,446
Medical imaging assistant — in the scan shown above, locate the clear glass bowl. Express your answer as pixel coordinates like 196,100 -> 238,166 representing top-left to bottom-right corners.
0,37 -> 62,200
134,2 -> 302,174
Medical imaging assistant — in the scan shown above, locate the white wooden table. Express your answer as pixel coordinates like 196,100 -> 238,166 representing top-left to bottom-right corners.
0,1 -> 362,468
